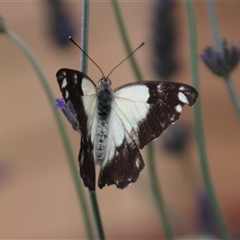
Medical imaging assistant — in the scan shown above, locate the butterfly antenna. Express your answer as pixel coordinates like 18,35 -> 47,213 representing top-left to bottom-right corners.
106,41 -> 145,78
69,36 -> 105,77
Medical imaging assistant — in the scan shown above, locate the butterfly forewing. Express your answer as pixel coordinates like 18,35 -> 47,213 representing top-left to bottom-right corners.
113,81 -> 198,149
56,69 -> 97,191
56,69 -> 97,136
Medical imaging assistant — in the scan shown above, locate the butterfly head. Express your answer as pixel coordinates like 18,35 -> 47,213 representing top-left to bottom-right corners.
98,77 -> 112,88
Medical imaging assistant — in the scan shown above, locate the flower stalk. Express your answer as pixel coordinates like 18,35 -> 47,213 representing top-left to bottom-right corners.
205,0 -> 240,120
1,20 -> 94,239
184,1 -> 230,239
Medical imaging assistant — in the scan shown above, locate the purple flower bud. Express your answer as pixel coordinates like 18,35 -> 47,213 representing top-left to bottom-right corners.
200,40 -> 240,78
197,189 -> 216,234
55,98 -> 79,131
55,98 -> 65,109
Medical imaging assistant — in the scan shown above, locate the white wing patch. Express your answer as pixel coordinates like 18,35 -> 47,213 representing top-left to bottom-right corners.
114,84 -> 149,102
178,92 -> 189,104
82,95 -> 97,138
82,77 -> 98,96
65,90 -> 69,99
113,85 -> 150,138
61,77 -> 67,88
101,107 -> 125,167
175,104 -> 183,113
79,77 -> 98,138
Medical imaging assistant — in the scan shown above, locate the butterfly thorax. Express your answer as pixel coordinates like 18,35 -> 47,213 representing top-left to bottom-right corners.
94,78 -> 113,164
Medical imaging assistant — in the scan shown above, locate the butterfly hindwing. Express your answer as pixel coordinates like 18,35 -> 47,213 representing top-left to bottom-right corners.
97,105 -> 145,189
79,137 -> 95,191
98,133 -> 145,189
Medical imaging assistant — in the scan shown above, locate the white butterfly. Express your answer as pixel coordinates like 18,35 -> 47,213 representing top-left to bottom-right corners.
56,68 -> 198,191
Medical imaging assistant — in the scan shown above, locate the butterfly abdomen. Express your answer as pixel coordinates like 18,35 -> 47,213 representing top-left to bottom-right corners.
94,86 -> 113,164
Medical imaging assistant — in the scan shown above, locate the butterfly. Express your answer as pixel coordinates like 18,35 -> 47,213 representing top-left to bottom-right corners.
56,68 -> 198,191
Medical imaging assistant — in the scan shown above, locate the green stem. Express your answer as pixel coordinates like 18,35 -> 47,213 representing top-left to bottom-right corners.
79,1 -> 105,239
111,1 -> 173,239
5,29 -> 94,239
184,1 -> 230,239
111,0 -> 142,81
206,0 -> 222,53
207,0 -> 240,121
89,192 -> 105,240
225,77 -> 240,119
80,0 -> 89,73
147,144 -> 173,239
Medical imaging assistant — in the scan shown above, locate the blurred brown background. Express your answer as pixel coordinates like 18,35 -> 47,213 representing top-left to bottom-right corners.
1,1 -> 240,239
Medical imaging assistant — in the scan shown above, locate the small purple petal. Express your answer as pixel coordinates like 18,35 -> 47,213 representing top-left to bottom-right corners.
197,189 -> 216,234
55,98 -> 65,109
200,39 -> 240,78
199,53 -> 207,61
55,99 -> 79,131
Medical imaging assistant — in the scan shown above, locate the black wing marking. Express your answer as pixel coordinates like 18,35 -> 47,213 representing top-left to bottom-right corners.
114,81 -> 198,149
56,68 -> 97,191
79,137 -> 95,191
98,133 -> 145,189
56,68 -> 97,136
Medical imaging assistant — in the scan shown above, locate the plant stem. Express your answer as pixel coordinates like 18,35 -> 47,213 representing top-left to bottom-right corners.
225,77 -> 240,119
206,0 -> 222,53
184,1 -> 230,239
79,1 -> 105,239
80,0 -> 89,73
5,29 -> 94,239
111,1 -> 173,239
111,0 -> 143,81
89,192 -> 105,240
147,144 -> 173,239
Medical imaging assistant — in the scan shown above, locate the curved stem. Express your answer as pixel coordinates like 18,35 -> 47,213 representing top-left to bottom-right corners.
225,77 -> 240,119
184,1 -> 230,239
5,29 -> 94,239
111,0 -> 143,81
147,144 -> 173,239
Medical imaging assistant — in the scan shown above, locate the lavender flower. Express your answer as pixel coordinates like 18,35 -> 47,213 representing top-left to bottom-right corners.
197,189 -> 216,234
55,98 -> 79,131
200,40 -> 240,78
